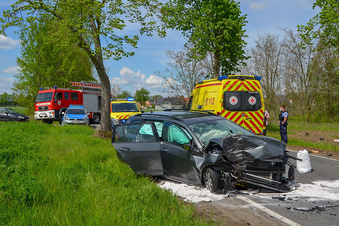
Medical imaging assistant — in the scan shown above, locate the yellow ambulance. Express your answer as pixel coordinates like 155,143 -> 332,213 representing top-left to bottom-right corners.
110,97 -> 142,125
188,75 -> 265,134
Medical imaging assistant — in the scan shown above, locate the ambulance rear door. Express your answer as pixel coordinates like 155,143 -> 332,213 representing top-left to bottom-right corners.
223,91 -> 263,134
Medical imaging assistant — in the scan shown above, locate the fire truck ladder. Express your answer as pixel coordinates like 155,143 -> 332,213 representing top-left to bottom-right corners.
70,81 -> 101,90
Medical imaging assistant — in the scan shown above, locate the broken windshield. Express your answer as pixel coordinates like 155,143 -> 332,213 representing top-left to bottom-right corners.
188,119 -> 253,145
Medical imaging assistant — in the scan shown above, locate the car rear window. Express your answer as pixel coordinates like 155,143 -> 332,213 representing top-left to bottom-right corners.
223,91 -> 261,111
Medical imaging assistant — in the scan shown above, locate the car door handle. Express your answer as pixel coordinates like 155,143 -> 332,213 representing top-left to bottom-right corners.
119,147 -> 130,152
161,148 -> 168,152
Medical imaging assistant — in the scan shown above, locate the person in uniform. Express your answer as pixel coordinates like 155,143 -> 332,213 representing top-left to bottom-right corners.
263,110 -> 270,136
279,105 -> 288,143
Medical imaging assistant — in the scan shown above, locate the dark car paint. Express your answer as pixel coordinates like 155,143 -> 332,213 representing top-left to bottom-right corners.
0,108 -> 29,122
112,111 -> 295,192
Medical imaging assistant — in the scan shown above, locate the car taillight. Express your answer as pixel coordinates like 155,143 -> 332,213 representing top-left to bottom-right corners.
217,112 -> 221,116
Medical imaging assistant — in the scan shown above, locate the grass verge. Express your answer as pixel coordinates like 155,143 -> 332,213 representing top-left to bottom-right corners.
266,120 -> 339,151
0,121 -> 206,225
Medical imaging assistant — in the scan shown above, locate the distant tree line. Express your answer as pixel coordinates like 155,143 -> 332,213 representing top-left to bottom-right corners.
0,93 -> 18,106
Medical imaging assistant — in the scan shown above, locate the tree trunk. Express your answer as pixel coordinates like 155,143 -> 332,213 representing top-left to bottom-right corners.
91,57 -> 111,132
88,16 -> 111,132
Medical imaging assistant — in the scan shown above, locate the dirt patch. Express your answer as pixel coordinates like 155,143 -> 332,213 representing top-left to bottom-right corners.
194,198 -> 286,225
291,130 -> 339,147
92,130 -> 112,140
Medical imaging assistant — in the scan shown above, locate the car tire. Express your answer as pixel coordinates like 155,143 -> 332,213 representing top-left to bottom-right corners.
91,114 -> 100,124
288,165 -> 295,181
203,168 -> 221,193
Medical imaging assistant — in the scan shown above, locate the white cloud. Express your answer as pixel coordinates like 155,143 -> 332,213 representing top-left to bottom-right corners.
0,35 -> 20,50
4,65 -> 21,74
146,75 -> 164,85
110,67 -> 165,94
0,76 -> 14,94
249,2 -> 267,10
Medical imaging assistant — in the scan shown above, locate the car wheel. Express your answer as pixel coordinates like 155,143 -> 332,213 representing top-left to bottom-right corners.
203,168 -> 221,193
91,114 -> 100,124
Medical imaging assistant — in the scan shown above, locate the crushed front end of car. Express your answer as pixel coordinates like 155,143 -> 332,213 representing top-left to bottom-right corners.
202,134 -> 296,193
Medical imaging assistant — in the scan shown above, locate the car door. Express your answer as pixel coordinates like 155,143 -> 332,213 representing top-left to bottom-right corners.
160,121 -> 200,185
112,122 -> 163,176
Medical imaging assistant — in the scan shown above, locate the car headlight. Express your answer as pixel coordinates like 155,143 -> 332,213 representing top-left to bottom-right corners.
64,115 -> 69,120
111,117 -> 119,125
83,116 -> 88,120
18,116 -> 24,119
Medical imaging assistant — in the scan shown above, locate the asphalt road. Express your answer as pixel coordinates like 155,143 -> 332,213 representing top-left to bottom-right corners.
238,151 -> 339,226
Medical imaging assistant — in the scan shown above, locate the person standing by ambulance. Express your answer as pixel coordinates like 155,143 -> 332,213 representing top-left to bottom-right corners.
263,110 -> 270,136
279,105 -> 288,143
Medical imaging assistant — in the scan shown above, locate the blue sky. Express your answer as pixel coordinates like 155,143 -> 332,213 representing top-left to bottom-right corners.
0,0 -> 319,95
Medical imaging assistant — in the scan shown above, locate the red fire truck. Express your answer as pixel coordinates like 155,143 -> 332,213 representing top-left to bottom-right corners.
34,81 -> 101,124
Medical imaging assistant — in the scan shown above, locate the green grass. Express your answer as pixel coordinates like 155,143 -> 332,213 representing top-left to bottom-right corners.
0,121 -> 206,225
266,120 -> 339,151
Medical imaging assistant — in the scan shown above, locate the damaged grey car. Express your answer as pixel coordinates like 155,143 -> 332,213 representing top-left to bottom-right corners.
111,111 -> 295,193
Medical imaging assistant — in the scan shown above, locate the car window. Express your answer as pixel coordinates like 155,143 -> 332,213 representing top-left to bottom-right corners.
64,92 -> 69,100
71,92 -> 79,101
0,109 -> 5,114
112,103 -> 139,112
114,123 -> 156,143
66,109 -> 85,114
188,119 -> 252,145
164,122 -> 191,146
224,91 -> 261,111
6,108 -> 17,114
144,121 -> 163,139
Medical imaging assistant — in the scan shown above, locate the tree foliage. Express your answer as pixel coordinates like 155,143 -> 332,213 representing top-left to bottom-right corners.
134,88 -> 150,106
12,14 -> 94,112
117,90 -> 133,99
1,0 -> 165,132
298,0 -> 339,51
242,30 -> 339,122
163,0 -> 248,77
0,93 -> 18,106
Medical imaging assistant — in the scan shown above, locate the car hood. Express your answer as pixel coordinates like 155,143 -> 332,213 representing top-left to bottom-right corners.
206,134 -> 286,162
66,114 -> 86,119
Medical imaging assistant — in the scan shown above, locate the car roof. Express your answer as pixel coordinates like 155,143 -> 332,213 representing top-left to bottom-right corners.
130,110 -> 223,125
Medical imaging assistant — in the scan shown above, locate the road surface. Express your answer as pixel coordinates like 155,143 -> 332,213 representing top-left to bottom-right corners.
230,151 -> 339,226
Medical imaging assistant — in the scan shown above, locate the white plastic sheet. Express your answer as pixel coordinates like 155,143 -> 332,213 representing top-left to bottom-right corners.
297,150 -> 313,173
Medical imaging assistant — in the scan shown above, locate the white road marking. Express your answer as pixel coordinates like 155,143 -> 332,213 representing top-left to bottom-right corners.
237,196 -> 301,226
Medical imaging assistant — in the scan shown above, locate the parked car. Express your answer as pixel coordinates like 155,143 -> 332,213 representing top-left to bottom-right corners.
111,110 -> 296,193
0,107 -> 29,122
61,105 -> 90,126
